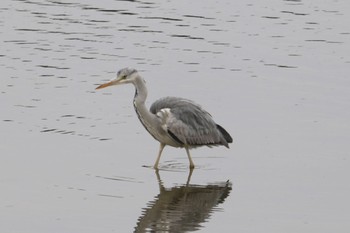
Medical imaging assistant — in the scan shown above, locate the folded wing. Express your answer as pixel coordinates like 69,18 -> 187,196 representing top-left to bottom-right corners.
150,97 -> 232,148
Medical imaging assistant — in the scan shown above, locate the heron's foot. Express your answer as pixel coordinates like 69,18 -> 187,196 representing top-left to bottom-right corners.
153,162 -> 160,170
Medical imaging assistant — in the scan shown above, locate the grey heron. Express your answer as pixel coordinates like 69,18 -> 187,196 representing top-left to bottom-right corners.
96,68 -> 232,169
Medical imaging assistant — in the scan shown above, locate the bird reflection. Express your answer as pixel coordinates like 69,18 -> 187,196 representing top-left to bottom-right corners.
134,169 -> 232,233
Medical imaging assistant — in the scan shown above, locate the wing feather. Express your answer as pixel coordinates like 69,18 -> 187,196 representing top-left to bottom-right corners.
150,97 -> 230,147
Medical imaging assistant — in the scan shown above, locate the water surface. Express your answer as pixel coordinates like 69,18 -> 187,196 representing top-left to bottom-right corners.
1,0 -> 350,232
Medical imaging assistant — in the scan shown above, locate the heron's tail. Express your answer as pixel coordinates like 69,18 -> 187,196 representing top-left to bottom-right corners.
216,124 -> 233,147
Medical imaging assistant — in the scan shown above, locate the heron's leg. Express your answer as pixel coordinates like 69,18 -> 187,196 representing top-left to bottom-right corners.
185,146 -> 195,169
154,169 -> 166,192
185,168 -> 194,186
154,143 -> 165,169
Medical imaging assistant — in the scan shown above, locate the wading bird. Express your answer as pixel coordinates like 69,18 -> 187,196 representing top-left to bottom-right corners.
96,68 -> 232,169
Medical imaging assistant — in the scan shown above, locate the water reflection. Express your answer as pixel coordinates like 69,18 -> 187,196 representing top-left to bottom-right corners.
134,170 -> 232,233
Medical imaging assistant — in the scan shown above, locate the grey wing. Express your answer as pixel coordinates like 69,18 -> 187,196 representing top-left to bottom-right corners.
150,97 -> 231,147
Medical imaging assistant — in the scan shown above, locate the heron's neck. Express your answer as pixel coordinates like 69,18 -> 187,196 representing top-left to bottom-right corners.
133,76 -> 158,131
133,76 -> 148,105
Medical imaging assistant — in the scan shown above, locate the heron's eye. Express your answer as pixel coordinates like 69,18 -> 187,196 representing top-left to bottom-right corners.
121,75 -> 127,79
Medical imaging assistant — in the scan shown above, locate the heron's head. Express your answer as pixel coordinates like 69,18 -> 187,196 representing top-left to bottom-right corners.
95,67 -> 139,90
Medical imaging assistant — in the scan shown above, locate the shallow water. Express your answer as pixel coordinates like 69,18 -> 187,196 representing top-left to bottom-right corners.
1,0 -> 350,232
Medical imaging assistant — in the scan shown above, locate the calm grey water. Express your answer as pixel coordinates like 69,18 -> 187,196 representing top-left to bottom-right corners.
1,0 -> 350,232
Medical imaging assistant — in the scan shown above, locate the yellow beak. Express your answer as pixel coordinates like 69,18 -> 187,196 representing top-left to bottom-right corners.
96,77 -> 127,90
95,81 -> 115,90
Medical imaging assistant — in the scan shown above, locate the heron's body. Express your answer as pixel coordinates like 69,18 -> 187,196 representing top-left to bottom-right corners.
96,68 -> 232,168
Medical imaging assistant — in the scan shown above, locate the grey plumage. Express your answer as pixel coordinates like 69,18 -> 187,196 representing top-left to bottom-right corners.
150,97 -> 232,148
96,68 -> 232,168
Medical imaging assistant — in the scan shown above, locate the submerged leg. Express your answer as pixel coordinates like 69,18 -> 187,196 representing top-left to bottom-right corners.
185,146 -> 195,169
154,143 -> 165,169
185,168 -> 194,186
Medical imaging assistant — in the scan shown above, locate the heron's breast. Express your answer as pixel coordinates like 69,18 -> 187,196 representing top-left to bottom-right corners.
133,102 -> 181,147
